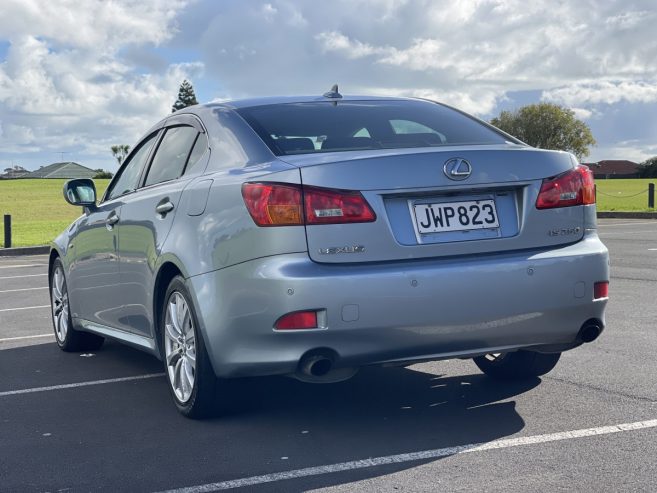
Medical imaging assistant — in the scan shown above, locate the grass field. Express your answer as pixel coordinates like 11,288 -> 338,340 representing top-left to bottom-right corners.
0,179 -> 110,247
595,178 -> 656,212
0,177 -> 655,247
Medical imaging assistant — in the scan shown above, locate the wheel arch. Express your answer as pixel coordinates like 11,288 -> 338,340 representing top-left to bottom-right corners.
152,261 -> 185,359
48,247 -> 62,283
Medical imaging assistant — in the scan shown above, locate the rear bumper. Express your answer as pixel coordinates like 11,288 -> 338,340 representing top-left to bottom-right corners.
189,231 -> 609,378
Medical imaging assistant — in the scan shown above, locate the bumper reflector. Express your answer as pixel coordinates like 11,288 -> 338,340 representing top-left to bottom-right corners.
594,281 -> 609,300
275,311 -> 318,330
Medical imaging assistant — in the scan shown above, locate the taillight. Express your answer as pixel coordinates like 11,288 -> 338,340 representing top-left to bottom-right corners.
536,165 -> 595,209
241,183 -> 303,226
594,281 -> 609,300
304,185 -> 376,224
242,183 -> 376,226
274,310 -> 318,330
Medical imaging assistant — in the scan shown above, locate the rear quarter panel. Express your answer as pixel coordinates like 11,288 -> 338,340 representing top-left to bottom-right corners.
163,163 -> 307,278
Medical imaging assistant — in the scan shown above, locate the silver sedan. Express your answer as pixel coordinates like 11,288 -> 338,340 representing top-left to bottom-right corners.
50,90 -> 609,418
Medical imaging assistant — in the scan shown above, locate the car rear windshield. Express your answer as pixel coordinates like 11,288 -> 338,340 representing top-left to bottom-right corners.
236,100 -> 510,155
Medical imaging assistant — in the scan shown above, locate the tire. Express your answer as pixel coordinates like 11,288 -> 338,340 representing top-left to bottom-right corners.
473,350 -> 561,380
49,257 -> 104,352
161,276 -> 218,418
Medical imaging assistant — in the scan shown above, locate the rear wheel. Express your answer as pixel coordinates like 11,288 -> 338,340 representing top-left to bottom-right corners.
473,350 -> 561,379
50,258 -> 104,352
162,276 -> 217,418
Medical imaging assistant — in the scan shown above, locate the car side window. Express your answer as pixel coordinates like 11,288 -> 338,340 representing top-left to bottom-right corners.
106,133 -> 158,201
144,126 -> 199,187
184,132 -> 208,175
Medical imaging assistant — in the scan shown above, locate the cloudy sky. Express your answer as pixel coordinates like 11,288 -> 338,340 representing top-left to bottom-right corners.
1,0 -> 656,171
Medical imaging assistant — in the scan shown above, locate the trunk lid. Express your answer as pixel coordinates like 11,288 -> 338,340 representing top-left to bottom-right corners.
278,145 -> 586,263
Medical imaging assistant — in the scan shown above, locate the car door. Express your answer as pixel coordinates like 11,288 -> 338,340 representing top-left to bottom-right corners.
69,131 -> 160,331
116,116 -> 208,337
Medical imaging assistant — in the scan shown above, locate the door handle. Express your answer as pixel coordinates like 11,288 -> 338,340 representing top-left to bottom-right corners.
106,212 -> 119,228
156,200 -> 175,216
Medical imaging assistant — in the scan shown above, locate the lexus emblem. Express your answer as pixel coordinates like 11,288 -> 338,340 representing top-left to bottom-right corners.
443,158 -> 472,181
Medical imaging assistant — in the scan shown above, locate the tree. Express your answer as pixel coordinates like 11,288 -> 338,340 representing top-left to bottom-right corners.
110,145 -> 130,166
638,156 -> 657,178
490,103 -> 596,159
172,79 -> 199,112
93,169 -> 114,179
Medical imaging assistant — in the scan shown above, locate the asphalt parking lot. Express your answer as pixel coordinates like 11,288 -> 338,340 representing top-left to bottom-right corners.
1,218 -> 656,492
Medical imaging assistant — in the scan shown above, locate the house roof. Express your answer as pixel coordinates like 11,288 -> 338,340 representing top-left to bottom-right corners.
28,162 -> 97,179
582,160 -> 639,175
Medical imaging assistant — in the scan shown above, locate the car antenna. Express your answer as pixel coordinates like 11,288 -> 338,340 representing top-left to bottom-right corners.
323,84 -> 342,105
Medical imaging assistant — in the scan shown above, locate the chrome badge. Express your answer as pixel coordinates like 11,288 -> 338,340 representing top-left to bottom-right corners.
319,245 -> 366,255
443,158 -> 472,181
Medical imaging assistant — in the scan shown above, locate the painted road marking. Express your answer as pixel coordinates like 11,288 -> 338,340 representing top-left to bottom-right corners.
598,231 -> 655,236
0,305 -> 50,313
157,419 -> 657,493
0,373 -> 165,397
0,287 -> 48,294
0,264 -> 47,269
0,333 -> 53,342
0,273 -> 47,280
598,221 -> 657,227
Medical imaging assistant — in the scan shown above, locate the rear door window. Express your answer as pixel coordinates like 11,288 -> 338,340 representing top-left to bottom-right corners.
106,133 -> 158,201
144,126 -> 199,187
184,132 -> 208,175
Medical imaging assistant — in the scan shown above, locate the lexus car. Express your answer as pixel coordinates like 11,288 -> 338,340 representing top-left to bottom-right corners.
50,89 -> 609,418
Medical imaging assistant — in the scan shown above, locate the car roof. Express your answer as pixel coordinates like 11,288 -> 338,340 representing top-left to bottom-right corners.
202,94 -> 417,110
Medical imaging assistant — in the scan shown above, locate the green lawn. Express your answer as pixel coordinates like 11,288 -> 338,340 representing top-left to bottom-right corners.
594,178 -> 656,212
0,177 -> 655,248
0,179 -> 110,247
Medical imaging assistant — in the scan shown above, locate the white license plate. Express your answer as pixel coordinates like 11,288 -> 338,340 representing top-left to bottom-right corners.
413,199 -> 499,234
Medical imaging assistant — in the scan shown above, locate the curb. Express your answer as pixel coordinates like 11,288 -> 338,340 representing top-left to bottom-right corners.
0,245 -> 50,257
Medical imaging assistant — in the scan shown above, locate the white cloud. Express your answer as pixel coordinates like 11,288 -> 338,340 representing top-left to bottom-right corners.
361,86 -> 501,116
590,143 -> 657,164
0,0 -> 199,169
315,31 -> 386,59
1,0 -> 657,168
542,80 -> 657,106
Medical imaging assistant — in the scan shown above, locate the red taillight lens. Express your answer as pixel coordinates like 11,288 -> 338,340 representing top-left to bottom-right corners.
241,183 -> 303,226
274,311 -> 318,330
594,281 -> 609,300
242,183 -> 376,226
536,165 -> 595,209
304,185 -> 376,224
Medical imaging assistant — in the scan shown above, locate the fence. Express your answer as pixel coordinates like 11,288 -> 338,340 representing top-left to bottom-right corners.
596,183 -> 655,209
3,214 -> 10,248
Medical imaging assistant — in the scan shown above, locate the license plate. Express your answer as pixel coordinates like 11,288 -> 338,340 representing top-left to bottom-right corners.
413,199 -> 499,234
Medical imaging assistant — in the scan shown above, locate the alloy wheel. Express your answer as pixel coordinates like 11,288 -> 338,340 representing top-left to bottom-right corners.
164,291 -> 197,403
51,266 -> 69,343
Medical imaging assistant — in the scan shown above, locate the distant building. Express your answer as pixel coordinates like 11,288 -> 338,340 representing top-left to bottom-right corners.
582,160 -> 640,179
1,165 -> 30,179
28,162 -> 97,179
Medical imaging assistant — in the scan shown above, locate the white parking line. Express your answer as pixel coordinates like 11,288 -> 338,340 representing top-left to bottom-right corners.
0,287 -> 48,294
0,373 -> 165,397
598,231 -> 654,236
157,419 -> 657,493
0,305 -> 50,313
0,264 -> 46,269
0,333 -> 53,342
599,221 -> 657,227
0,273 -> 47,280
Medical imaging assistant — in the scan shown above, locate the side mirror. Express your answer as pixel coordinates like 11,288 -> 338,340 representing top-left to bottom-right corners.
63,179 -> 97,207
